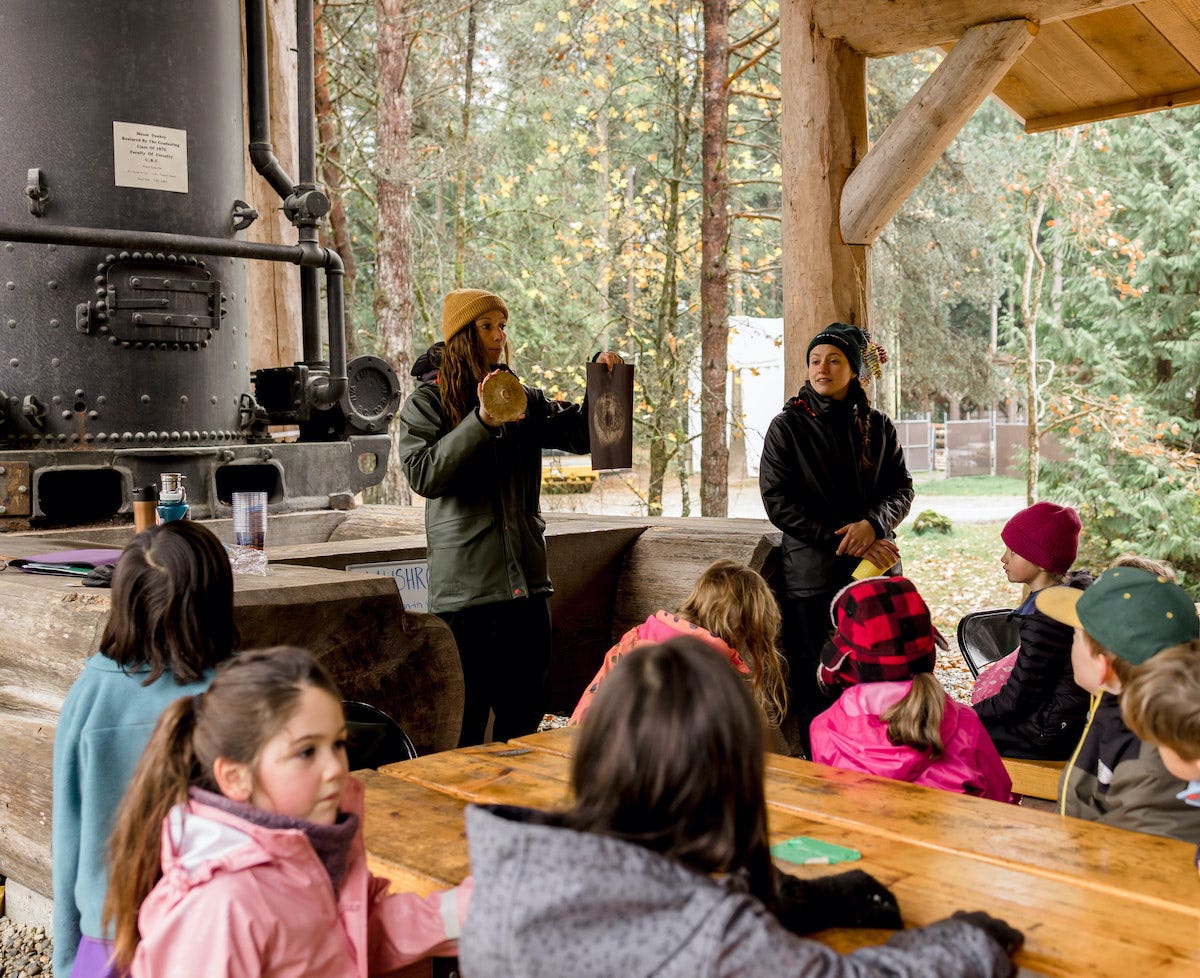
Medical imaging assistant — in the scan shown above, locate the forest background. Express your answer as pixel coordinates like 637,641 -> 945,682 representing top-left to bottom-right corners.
314,0 -> 1200,580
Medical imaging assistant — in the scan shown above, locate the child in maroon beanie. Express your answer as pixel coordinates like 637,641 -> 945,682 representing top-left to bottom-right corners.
973,502 -> 1092,760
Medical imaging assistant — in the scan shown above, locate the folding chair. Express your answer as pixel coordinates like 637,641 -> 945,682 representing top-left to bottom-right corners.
956,609 -> 1019,679
343,700 -> 419,770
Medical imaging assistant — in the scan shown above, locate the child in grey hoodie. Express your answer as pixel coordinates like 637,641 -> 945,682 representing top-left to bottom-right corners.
460,636 -> 1023,978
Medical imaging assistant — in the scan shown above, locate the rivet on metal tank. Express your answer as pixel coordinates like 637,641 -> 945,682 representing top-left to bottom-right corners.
50,358 -> 60,368
6,320 -> 15,328
47,280 -> 58,290
88,411 -> 99,420
134,433 -> 145,443
140,394 -> 150,405
60,410 -> 71,420
50,318 -> 59,328
179,395 -> 188,404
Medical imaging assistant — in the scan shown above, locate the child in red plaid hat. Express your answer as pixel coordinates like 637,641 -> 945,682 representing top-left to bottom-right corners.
811,577 -> 1014,802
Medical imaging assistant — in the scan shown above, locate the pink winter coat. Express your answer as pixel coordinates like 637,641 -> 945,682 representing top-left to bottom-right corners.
569,611 -> 748,726
810,681 -> 1015,803
131,778 -> 471,978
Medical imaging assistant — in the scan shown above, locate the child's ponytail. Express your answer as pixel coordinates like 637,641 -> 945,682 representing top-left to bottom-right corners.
881,672 -> 946,758
104,695 -> 204,969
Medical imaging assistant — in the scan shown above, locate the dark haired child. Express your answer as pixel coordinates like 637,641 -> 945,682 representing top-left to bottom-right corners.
461,636 -> 1024,977
1037,567 -> 1200,842
973,502 -> 1093,759
1121,642 -> 1200,875
396,287 -> 623,746
53,520 -> 237,978
104,646 -> 470,977
812,577 -> 1014,803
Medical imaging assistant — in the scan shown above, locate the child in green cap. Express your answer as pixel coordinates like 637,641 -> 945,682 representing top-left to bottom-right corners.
1036,565 -> 1200,843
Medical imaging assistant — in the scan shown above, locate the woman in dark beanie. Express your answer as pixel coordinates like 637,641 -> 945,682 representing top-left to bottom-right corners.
396,287 -> 622,746
759,322 -> 913,753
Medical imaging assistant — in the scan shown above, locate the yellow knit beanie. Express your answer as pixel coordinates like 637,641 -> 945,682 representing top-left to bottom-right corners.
442,288 -> 508,343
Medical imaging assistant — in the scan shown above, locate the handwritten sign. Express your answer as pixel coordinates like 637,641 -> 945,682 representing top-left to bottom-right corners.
346,559 -> 430,612
113,121 -> 188,194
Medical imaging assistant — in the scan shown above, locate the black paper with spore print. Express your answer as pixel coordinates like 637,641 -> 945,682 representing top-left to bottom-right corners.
586,361 -> 634,470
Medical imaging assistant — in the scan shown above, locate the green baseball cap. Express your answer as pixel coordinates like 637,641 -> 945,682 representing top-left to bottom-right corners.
1036,566 -> 1199,664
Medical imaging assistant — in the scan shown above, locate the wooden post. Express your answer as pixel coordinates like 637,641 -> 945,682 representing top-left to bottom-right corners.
780,0 -> 870,397
242,0 -> 304,371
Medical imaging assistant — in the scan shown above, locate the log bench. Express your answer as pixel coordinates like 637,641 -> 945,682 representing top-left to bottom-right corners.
361,728 -> 1200,977
1002,756 -> 1066,803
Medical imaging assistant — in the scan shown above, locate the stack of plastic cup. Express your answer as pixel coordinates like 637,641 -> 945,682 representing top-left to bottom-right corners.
232,491 -> 268,550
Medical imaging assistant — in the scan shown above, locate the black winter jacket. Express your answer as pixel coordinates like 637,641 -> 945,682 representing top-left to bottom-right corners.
759,384 -> 913,599
975,572 -> 1093,757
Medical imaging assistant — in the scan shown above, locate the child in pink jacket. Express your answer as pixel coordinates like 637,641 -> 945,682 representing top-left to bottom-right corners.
570,559 -> 789,735
103,646 -> 471,978
810,577 -> 1014,803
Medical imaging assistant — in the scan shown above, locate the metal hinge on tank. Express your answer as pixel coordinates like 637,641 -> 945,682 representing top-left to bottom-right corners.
75,252 -> 223,351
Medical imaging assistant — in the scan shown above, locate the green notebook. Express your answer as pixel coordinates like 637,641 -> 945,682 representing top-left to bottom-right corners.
770,835 -> 862,865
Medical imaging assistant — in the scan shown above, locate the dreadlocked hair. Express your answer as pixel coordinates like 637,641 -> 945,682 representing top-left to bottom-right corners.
439,326 -> 503,427
846,378 -> 874,470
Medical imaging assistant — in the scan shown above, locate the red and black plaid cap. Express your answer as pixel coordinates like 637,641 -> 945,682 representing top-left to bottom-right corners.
817,576 -> 946,689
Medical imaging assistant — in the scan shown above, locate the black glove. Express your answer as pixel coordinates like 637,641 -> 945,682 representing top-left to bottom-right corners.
951,910 -> 1025,955
774,868 -> 903,934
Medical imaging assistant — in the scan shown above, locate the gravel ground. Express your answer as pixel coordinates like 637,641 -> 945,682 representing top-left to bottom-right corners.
0,918 -> 51,978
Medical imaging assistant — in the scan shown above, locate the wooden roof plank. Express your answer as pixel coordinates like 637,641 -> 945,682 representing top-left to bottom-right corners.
1135,0 -> 1200,70
1066,5 -> 1200,95
992,54 -> 1077,117
1024,81 -> 1200,128
1020,20 -> 1140,106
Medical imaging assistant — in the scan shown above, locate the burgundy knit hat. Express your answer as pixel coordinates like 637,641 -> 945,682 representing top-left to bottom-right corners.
1001,502 -> 1080,576
817,576 -> 947,690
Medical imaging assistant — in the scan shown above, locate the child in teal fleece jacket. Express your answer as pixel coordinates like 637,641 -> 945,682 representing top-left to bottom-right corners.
52,521 -> 237,978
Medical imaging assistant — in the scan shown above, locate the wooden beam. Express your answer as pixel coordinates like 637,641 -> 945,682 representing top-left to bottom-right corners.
781,0 -> 871,396
841,20 -> 1038,245
1025,84 -> 1200,131
812,0 -> 1135,58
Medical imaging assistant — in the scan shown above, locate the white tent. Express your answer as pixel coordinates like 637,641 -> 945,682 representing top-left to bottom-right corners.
689,316 -> 785,478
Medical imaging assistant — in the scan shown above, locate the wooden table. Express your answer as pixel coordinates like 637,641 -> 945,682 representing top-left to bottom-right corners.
361,726 -> 1200,978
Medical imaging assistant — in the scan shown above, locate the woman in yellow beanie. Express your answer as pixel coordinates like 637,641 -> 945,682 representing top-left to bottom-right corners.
397,288 -> 622,745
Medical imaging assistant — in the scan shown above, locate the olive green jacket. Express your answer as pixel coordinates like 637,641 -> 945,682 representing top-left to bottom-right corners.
397,377 -> 590,613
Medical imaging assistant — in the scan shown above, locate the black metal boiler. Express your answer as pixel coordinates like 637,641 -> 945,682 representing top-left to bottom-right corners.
0,0 -> 400,526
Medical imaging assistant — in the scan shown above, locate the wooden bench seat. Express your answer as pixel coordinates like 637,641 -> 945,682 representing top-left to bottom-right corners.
1002,756 -> 1066,802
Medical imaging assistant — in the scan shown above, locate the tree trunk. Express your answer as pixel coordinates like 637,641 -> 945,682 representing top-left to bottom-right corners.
700,0 -> 730,517
453,3 -> 477,289
314,1 -> 358,359
374,0 -> 416,505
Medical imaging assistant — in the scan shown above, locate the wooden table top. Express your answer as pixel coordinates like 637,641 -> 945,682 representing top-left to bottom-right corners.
361,728 -> 1200,978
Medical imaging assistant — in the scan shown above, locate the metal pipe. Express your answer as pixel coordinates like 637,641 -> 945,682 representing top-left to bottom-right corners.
0,220 -> 349,405
245,0 -> 297,200
310,249 -> 347,405
300,266 -> 323,368
296,0 -> 317,191
0,221 -> 311,264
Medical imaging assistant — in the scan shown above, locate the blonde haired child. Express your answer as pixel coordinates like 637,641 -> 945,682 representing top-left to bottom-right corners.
1122,642 -> 1200,876
103,646 -> 469,977
812,576 -> 1014,802
570,559 -> 788,731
